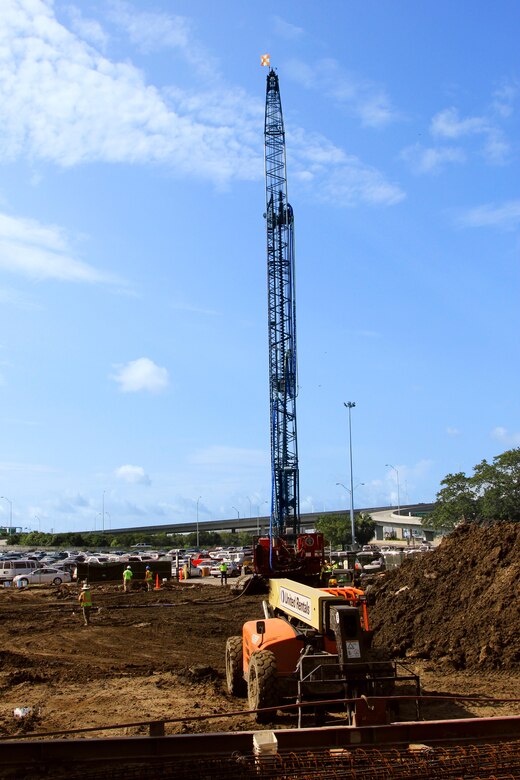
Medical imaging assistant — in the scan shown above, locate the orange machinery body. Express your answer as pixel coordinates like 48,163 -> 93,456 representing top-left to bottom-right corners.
243,618 -> 302,676
253,533 -> 324,580
242,584 -> 370,679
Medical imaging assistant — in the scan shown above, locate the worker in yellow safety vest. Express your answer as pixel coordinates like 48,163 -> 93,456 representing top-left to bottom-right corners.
145,566 -> 153,591
123,565 -> 133,593
78,583 -> 92,626
219,561 -> 228,586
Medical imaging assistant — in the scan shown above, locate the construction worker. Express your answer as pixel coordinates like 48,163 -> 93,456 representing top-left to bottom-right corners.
123,565 -> 133,593
145,566 -> 153,592
328,576 -> 338,587
78,583 -> 92,626
219,560 -> 228,586
321,560 -> 332,585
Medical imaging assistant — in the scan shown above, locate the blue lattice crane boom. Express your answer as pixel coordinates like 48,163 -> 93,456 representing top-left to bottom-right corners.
264,68 -> 299,539
254,67 -> 324,582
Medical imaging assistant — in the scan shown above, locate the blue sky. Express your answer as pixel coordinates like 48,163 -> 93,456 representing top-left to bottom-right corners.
0,0 -> 518,534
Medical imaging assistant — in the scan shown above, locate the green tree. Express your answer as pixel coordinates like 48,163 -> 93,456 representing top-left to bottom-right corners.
315,513 -> 375,549
315,514 -> 351,549
355,513 -> 376,546
427,448 -> 520,531
428,471 -> 479,531
473,448 -> 520,522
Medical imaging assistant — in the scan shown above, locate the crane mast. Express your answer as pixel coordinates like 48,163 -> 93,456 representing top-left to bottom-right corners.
264,69 -> 300,539
253,67 -> 323,582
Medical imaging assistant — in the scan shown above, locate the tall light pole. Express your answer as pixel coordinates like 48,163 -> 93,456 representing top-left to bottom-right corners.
196,496 -> 202,549
102,490 -> 106,532
1,496 -> 12,535
256,500 -> 268,536
386,464 -> 401,517
343,402 -> 356,547
336,482 -> 364,546
232,506 -> 240,519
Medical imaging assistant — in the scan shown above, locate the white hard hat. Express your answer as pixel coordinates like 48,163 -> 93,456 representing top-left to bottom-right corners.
82,583 -> 90,590
126,565 -> 131,570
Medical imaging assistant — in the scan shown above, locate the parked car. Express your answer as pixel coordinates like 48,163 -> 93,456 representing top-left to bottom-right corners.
172,558 -> 201,578
209,561 -> 240,578
13,567 -> 72,587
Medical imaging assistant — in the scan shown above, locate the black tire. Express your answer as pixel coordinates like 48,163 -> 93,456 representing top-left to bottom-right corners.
225,636 -> 246,696
19,578 -> 29,588
53,577 -> 63,585
247,650 -> 278,723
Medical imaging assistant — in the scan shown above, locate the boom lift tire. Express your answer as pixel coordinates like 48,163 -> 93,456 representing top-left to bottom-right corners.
225,636 -> 246,697
247,649 -> 278,723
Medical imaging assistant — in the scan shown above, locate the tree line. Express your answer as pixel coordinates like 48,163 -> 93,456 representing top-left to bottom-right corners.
428,447 -> 520,530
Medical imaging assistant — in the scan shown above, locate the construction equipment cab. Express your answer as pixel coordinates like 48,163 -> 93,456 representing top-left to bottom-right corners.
225,578 -> 403,726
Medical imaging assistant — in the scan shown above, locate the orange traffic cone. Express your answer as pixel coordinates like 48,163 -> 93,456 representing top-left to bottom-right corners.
178,569 -> 183,581
154,573 -> 160,590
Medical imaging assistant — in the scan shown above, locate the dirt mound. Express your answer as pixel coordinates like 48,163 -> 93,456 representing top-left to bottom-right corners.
368,523 -> 520,670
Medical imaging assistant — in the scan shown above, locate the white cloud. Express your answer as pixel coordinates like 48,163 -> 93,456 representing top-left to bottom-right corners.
115,464 -> 151,485
491,427 -> 520,446
290,129 -> 405,207
457,200 -> 520,231
446,427 -> 461,437
400,143 -> 465,174
431,108 -> 489,139
0,0 -> 260,184
0,211 -> 118,283
273,16 -> 304,40
111,358 -> 169,393
491,82 -> 518,118
65,5 -> 109,50
109,0 -> 191,52
285,57 -> 399,128
0,1 -> 403,208
430,105 -> 511,165
107,0 -> 218,80
482,129 -> 510,164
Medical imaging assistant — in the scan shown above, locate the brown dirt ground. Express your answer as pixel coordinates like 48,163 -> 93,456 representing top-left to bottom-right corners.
1,525 -> 520,741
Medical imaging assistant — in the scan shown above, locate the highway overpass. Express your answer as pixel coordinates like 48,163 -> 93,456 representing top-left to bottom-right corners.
97,503 -> 436,539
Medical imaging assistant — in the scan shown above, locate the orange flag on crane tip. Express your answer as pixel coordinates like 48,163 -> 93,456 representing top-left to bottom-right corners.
260,53 -> 270,67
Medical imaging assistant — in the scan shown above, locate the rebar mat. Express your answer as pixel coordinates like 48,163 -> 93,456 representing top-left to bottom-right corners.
57,740 -> 520,780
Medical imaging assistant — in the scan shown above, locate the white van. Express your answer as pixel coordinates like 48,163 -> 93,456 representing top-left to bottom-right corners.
0,559 -> 39,583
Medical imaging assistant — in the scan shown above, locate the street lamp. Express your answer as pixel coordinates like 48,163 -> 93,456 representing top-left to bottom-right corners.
102,490 -> 106,532
343,402 -> 356,547
336,481 -> 365,495
385,464 -> 401,517
196,496 -> 202,549
1,496 -> 12,535
232,506 -> 240,519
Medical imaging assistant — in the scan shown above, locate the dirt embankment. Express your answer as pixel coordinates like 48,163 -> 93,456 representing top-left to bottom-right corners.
368,523 -> 520,670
